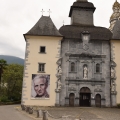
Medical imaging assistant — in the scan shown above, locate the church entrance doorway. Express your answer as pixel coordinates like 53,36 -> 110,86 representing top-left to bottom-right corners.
79,87 -> 91,107
95,94 -> 101,107
69,93 -> 75,107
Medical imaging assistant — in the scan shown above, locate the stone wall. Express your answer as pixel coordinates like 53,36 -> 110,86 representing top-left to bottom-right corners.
60,39 -> 111,107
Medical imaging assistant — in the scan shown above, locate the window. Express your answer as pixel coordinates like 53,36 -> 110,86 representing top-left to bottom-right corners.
38,63 -> 45,72
71,62 -> 75,72
96,64 -> 100,73
40,46 -> 46,53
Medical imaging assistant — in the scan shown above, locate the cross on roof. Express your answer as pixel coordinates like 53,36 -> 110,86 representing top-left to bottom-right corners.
63,20 -> 65,26
41,9 -> 45,16
48,9 -> 52,16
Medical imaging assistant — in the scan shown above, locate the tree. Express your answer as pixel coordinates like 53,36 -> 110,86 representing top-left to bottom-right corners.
2,64 -> 24,101
0,59 -> 7,85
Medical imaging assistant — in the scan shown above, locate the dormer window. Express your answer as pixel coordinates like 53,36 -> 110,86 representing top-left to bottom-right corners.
81,31 -> 90,42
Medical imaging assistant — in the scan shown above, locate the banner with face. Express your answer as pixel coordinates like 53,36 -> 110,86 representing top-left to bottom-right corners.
31,74 -> 50,98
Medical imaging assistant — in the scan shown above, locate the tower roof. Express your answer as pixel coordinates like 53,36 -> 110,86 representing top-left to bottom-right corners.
113,0 -> 120,9
69,0 -> 96,17
25,16 -> 62,37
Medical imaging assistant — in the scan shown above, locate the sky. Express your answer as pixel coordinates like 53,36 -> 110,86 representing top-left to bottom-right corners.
0,0 -> 117,59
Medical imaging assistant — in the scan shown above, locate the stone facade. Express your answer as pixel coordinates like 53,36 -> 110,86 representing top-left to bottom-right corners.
59,37 -> 111,107
58,0 -> 112,107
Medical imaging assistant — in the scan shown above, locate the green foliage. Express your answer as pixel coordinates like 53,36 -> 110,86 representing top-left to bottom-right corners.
0,59 -> 7,67
0,64 -> 24,102
0,96 -> 8,102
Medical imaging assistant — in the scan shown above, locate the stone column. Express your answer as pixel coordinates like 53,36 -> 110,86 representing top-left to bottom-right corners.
55,90 -> 60,106
92,59 -> 95,79
111,92 -> 117,107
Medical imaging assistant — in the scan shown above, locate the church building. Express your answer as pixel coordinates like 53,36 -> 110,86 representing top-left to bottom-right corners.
21,0 -> 120,107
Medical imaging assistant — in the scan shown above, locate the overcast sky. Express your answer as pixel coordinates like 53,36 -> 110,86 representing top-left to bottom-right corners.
0,0 -> 117,59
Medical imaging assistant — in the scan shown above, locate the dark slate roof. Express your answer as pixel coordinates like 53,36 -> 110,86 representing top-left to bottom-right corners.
69,1 -> 96,17
112,20 -> 120,40
25,16 -> 62,37
59,25 -> 112,40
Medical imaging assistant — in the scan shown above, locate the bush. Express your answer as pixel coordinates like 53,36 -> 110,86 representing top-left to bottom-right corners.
117,103 -> 120,108
0,96 -> 8,102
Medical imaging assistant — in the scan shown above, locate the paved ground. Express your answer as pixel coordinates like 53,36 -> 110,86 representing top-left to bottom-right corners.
0,105 -> 32,120
19,106 -> 120,120
1,105 -> 120,120
45,107 -> 120,120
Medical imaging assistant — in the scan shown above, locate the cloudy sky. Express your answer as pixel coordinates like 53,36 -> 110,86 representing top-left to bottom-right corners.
0,0 -> 117,59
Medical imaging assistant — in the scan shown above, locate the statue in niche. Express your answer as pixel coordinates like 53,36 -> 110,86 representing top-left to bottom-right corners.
83,65 -> 88,79
111,81 -> 115,92
111,67 -> 115,79
57,80 -> 62,91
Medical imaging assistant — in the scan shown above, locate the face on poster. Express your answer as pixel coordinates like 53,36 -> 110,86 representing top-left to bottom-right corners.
31,74 -> 50,98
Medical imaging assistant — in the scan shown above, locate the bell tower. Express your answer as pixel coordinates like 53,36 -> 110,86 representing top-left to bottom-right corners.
109,0 -> 120,32
69,0 -> 96,26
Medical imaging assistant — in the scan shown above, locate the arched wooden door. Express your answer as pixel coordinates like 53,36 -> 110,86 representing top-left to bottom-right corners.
69,93 -> 75,107
95,94 -> 101,107
79,87 -> 91,107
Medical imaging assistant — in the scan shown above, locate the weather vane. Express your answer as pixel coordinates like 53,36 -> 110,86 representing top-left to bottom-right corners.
41,9 -> 45,16
48,9 -> 52,16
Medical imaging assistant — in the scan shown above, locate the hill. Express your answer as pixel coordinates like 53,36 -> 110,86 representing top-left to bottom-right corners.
0,55 -> 24,65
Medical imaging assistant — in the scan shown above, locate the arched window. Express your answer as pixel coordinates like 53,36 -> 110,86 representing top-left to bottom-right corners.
96,64 -> 100,73
71,62 -> 75,72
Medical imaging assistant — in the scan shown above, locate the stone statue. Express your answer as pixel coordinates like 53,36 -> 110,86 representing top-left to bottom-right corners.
111,67 -> 115,79
57,80 -> 62,91
58,66 -> 62,76
83,66 -> 88,79
111,81 -> 115,92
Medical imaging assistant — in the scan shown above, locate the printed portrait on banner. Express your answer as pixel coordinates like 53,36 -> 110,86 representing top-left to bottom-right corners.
31,74 -> 50,98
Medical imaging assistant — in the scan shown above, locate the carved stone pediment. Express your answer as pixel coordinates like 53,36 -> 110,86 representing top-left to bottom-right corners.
94,85 -> 102,92
94,88 -> 102,92
68,84 -> 76,91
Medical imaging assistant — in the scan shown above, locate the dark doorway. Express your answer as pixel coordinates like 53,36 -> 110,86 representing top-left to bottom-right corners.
79,87 -> 91,107
69,93 -> 75,107
95,94 -> 101,107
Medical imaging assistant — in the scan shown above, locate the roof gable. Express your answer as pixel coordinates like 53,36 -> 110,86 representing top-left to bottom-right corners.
25,16 -> 62,37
